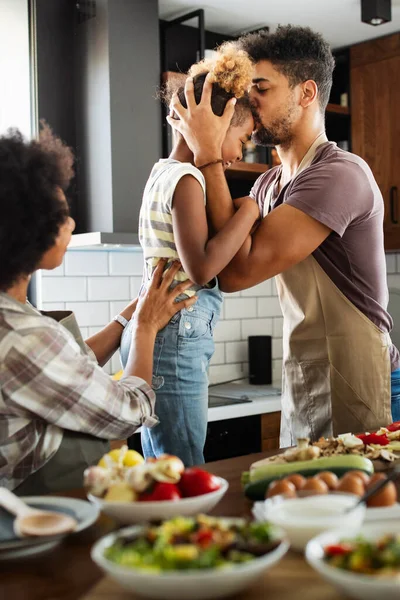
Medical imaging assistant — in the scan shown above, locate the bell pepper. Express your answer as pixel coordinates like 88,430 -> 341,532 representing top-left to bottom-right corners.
356,433 -> 390,446
386,421 -> 400,432
324,543 -> 353,556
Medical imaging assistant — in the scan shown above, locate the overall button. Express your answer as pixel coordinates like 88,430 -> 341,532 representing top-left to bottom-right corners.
184,322 -> 192,330
187,306 -> 194,312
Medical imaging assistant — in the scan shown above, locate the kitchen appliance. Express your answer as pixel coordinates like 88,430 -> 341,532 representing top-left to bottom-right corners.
248,336 -> 272,384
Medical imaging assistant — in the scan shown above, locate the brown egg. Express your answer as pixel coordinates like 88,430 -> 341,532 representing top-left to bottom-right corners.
284,474 -> 307,490
366,474 -> 397,507
336,473 -> 365,496
266,479 -> 297,499
315,471 -> 339,490
342,470 -> 370,486
301,477 -> 329,495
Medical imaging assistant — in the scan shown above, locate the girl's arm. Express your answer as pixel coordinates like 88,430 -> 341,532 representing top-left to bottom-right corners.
172,174 -> 259,285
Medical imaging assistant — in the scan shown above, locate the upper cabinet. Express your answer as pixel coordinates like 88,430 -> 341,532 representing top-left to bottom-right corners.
350,33 -> 400,251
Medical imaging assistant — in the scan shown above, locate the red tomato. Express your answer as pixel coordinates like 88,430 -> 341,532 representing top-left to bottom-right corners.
324,544 -> 353,556
138,482 -> 181,502
178,468 -> 221,497
192,529 -> 214,548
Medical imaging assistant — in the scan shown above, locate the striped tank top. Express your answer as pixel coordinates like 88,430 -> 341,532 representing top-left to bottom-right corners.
139,158 -> 206,296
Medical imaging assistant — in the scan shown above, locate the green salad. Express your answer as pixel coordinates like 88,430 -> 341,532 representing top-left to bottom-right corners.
324,534 -> 400,577
105,514 -> 280,572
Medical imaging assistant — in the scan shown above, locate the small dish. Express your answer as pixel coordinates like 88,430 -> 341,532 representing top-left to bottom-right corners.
306,523 -> 400,600
253,493 -> 366,551
88,477 -> 228,524
0,496 -> 99,561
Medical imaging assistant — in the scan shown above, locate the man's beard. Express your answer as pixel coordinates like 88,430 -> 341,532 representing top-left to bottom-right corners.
252,116 -> 294,149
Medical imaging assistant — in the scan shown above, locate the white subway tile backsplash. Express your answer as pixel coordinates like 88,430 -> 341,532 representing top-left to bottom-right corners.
88,326 -> 103,336
257,297 -> 282,318
41,262 -> 65,277
109,251 -> 144,276
109,301 -> 131,319
273,317 -> 284,338
241,280 -> 272,297
213,320 -> 241,343
386,254 -> 396,274
130,277 -> 142,298
225,341 -> 247,364
224,298 -> 257,319
209,363 -> 245,385
272,337 -> 283,360
210,342 -> 225,365
42,277 -> 87,302
67,302 -> 109,327
41,302 -> 66,311
65,251 -> 108,276
387,274 -> 400,290
241,318 -> 273,339
88,277 -> 130,301
223,291 -> 242,298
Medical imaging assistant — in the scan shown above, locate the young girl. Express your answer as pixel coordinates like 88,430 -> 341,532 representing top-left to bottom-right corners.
120,45 -> 258,466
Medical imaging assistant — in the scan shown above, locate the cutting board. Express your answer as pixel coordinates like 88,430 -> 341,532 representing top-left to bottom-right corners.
81,551 -> 345,600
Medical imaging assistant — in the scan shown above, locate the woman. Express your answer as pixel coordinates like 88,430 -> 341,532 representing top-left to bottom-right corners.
0,124 -> 195,494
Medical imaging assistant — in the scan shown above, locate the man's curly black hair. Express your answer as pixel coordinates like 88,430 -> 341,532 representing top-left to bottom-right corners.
238,25 -> 335,111
0,122 -> 74,290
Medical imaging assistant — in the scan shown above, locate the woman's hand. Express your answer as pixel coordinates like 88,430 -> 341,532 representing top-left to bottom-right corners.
135,259 -> 196,333
166,74 -> 237,167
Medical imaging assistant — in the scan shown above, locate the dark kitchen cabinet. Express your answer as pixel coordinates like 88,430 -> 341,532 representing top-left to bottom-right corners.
351,33 -> 400,250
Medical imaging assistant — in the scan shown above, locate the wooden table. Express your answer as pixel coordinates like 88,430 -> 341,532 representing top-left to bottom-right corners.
0,450 -> 366,599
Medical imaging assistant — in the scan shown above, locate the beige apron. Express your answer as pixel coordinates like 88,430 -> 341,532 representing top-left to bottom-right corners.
15,310 -> 109,496
265,135 -> 392,447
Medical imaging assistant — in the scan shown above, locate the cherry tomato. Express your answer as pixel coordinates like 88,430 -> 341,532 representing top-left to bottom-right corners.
138,482 -> 181,502
178,468 -> 221,497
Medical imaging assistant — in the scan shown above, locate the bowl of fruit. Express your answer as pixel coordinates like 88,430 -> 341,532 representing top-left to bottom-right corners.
84,447 -> 228,524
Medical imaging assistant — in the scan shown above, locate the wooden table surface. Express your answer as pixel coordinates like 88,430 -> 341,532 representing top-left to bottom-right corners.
0,450 -> 392,600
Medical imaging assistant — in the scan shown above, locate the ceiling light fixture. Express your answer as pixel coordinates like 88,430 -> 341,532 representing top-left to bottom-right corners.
361,0 -> 391,26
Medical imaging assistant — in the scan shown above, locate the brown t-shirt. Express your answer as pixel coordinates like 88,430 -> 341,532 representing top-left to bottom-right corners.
250,141 -> 400,370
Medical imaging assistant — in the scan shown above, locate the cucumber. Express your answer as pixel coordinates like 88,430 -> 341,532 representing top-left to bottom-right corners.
242,454 -> 374,501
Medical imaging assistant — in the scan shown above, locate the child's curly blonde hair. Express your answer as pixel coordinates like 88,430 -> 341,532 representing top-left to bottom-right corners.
163,42 -> 254,127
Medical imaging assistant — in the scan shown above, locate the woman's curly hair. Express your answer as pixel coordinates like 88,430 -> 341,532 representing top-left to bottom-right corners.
0,122 -> 74,290
162,42 -> 254,126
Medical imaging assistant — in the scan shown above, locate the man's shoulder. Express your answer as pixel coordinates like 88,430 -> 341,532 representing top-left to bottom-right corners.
314,143 -> 374,182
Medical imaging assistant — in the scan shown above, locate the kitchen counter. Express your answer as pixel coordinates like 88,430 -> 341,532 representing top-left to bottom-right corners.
208,381 -> 281,423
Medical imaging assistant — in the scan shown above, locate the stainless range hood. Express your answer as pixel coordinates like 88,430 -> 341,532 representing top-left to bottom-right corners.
68,232 -> 140,250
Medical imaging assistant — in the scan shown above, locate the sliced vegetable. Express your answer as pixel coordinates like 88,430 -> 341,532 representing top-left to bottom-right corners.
356,433 -> 390,446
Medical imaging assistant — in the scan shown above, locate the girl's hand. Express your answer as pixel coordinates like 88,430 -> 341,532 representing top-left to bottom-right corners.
135,259 -> 196,333
166,74 -> 236,166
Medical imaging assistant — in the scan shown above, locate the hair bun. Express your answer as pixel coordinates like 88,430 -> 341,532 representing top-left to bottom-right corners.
188,42 -> 253,98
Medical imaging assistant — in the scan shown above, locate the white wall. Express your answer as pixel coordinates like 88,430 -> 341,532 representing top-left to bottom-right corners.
0,0 -> 32,136
40,248 -> 283,384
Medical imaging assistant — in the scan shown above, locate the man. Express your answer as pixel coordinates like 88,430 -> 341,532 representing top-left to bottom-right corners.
168,25 -> 399,445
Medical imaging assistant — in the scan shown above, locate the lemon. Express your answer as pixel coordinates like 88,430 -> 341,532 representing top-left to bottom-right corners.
123,450 -> 145,467
98,448 -> 144,468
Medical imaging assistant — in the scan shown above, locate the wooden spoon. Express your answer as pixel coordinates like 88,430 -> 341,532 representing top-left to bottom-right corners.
0,488 -> 77,537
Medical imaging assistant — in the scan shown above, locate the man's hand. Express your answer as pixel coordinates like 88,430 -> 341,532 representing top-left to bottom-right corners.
166,74 -> 237,166
135,259 -> 196,333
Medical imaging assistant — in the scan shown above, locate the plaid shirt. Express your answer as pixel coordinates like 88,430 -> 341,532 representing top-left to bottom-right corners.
0,293 -> 157,490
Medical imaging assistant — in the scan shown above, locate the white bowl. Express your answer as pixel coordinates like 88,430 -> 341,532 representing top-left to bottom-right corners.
88,477 -> 228,524
259,493 -> 366,551
306,523 -> 400,600
91,523 -> 289,600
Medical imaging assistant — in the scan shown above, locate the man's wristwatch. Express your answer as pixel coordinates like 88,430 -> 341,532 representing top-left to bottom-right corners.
113,314 -> 129,329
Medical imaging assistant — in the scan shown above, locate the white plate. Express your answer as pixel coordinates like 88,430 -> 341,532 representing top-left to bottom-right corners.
88,477 -> 228,524
306,523 -> 400,600
91,523 -> 289,600
0,496 -> 99,560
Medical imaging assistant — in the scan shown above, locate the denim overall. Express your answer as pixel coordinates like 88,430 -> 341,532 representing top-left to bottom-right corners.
120,279 -> 222,466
